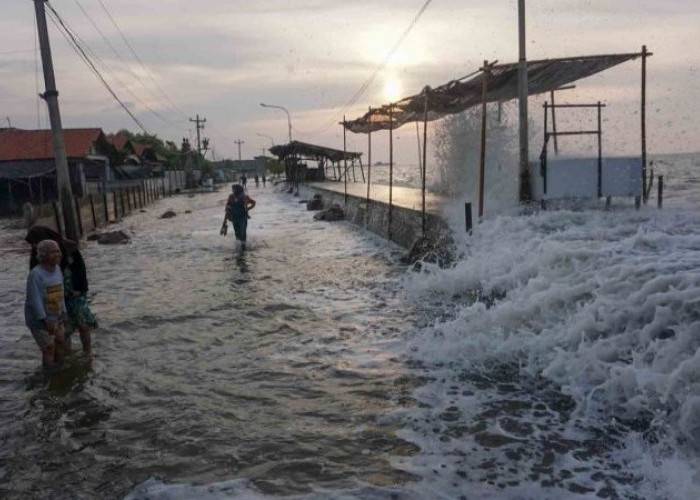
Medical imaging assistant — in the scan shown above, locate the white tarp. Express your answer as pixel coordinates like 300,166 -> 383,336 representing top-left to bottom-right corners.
530,156 -> 642,200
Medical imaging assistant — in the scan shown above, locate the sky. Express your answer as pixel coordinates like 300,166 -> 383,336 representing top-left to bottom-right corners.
1,0 -> 699,163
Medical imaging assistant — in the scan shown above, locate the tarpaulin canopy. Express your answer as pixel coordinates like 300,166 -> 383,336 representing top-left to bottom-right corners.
343,52 -> 645,134
0,160 -> 55,180
269,140 -> 362,162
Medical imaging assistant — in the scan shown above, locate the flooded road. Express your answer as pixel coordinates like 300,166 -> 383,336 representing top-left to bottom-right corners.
0,187 -> 421,499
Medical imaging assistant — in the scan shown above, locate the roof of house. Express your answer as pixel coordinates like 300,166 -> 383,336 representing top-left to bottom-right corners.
109,134 -> 133,152
0,128 -> 106,161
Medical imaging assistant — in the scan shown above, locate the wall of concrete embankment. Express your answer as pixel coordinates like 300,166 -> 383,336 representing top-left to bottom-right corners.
297,184 -> 449,250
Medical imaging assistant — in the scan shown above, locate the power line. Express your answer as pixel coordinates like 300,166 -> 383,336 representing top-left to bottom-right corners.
298,0 -> 434,137
45,2 -> 151,134
95,0 -> 190,121
71,0 -> 175,124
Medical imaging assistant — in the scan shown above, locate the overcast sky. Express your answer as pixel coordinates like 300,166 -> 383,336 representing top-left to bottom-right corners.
1,0 -> 699,162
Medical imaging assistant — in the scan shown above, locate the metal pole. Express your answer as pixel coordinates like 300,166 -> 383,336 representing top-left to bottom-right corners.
33,0 -> 79,241
517,0 -> 531,202
478,62 -> 489,218
641,45 -> 648,204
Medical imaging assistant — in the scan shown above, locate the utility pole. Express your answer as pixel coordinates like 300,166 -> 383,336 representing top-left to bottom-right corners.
33,0 -> 79,241
188,114 -> 206,187
189,114 -> 206,156
234,139 -> 244,161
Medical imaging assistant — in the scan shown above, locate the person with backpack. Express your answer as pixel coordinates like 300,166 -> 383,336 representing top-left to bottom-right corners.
225,183 -> 256,249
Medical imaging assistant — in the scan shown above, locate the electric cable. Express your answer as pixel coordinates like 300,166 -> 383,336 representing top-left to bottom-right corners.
46,2 -> 151,134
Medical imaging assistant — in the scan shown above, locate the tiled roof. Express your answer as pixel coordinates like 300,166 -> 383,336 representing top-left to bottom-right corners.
0,128 -> 104,161
110,134 -> 131,152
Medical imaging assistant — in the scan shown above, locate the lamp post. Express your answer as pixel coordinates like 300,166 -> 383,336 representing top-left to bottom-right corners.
260,103 -> 292,143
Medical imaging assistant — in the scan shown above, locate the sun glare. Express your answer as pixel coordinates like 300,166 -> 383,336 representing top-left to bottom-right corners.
383,76 -> 403,103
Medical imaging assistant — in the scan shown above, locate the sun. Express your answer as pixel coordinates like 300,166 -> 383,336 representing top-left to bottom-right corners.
383,76 -> 403,103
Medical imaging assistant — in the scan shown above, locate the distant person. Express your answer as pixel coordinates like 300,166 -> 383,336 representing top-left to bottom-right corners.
262,174 -> 266,187
254,174 -> 259,188
26,226 -> 97,355
24,239 -> 67,369
226,184 -> 256,250
241,174 -> 247,189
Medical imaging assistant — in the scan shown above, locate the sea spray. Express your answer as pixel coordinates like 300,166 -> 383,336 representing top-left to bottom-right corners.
400,204 -> 700,498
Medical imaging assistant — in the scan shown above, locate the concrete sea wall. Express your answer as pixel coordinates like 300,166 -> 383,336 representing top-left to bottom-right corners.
297,183 -> 449,250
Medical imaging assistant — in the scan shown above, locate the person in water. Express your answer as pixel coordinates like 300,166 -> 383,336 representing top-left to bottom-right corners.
226,183 -> 256,249
25,239 -> 67,369
25,226 -> 97,355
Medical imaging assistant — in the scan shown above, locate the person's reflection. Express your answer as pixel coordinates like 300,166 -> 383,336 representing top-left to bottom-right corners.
235,252 -> 250,274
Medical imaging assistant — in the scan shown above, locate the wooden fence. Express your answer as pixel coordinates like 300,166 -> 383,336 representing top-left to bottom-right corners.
33,177 -> 171,237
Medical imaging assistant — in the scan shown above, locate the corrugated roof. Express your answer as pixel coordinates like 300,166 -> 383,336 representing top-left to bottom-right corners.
344,51 -> 646,134
269,140 -> 362,162
0,128 -> 105,161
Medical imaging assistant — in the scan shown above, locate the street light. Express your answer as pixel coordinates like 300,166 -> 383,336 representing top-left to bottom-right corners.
260,103 -> 292,143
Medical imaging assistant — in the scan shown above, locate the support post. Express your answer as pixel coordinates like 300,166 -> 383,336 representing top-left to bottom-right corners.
74,197 -> 83,237
478,61 -> 489,218
388,106 -> 394,240
89,194 -> 97,229
422,88 -> 429,236
465,203 -> 473,233
343,115 -> 348,205
366,108 -> 372,226
550,90 -> 559,155
517,0 -> 531,202
597,101 -> 603,198
641,45 -> 649,204
33,0 -> 80,242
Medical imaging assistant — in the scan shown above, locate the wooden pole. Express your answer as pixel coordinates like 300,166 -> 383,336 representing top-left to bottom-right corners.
89,194 -> 97,229
478,61 -> 489,218
597,101 -> 603,198
389,106 -> 394,240
367,108 -> 372,226
517,0 -> 531,202
422,88 -> 429,236
343,115 -> 347,205
550,90 -> 559,155
641,45 -> 648,204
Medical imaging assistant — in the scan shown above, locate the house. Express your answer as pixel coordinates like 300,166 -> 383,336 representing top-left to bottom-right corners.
0,128 -> 114,214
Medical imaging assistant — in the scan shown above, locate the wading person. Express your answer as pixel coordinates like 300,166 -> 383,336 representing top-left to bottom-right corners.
25,226 -> 97,355
24,239 -> 67,369
225,183 -> 256,250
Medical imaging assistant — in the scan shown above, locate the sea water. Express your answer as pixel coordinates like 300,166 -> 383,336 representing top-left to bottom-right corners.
1,154 -> 699,500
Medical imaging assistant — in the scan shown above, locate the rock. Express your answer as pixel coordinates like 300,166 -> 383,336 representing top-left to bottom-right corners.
402,234 -> 455,268
139,209 -> 147,213
313,203 -> 344,221
184,210 -> 192,214
306,194 -> 323,211
159,210 -> 177,219
86,234 -> 100,241
97,230 -> 131,245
